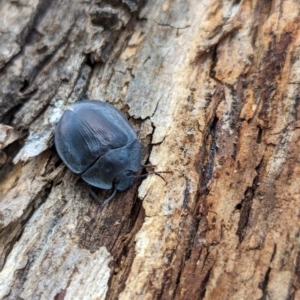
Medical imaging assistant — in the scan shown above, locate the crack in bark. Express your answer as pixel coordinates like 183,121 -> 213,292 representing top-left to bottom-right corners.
208,45 -> 222,84
182,176 -> 191,208
236,156 -> 263,242
67,62 -> 92,102
194,19 -> 242,63
257,31 -> 293,127
259,243 -> 277,300
199,266 -> 213,299
53,266 -> 78,300
201,115 -> 219,194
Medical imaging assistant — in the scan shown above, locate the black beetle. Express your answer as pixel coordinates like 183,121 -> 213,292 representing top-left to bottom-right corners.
55,100 -> 142,206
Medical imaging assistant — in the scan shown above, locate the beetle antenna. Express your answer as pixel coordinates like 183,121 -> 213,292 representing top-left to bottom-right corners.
141,164 -> 157,169
135,171 -> 173,178
102,188 -> 117,207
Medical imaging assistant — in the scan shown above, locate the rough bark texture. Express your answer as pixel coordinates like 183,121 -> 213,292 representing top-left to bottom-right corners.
0,0 -> 300,299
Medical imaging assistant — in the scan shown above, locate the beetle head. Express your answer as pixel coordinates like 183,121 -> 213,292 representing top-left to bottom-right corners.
114,170 -> 136,191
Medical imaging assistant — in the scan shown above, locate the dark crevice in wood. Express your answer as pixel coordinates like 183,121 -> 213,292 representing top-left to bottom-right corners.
90,8 -> 120,29
235,203 -> 242,210
259,244 -> 276,300
43,150 -> 62,177
231,141 -> 237,160
182,176 -> 191,208
209,45 -> 221,84
121,0 -> 146,13
0,103 -> 24,124
85,54 -> 98,68
202,115 -> 219,194
227,82 -> 241,127
257,31 -> 292,127
291,93 -> 300,128
294,251 -> 300,291
251,25 -> 259,49
193,88 -> 223,190
67,63 -> 93,102
99,31 -> 123,63
0,137 -> 27,184
256,126 -> 263,144
199,266 -> 213,299
54,289 -> 67,300
19,79 -> 30,93
236,159 -> 261,242
232,0 -> 242,5
259,267 -> 271,300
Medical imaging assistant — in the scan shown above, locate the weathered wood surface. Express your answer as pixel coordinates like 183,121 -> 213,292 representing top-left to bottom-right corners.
0,0 -> 300,299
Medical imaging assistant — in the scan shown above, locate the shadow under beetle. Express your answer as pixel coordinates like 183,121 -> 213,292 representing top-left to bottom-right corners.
55,100 -> 165,207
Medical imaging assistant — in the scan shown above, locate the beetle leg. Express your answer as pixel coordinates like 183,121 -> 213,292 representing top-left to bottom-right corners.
102,188 -> 117,207
88,186 -> 101,205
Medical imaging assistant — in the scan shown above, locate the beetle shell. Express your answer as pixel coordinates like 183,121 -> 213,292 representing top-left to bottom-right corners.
55,100 -> 141,191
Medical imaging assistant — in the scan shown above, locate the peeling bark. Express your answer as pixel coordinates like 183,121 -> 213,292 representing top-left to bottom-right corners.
0,0 -> 300,299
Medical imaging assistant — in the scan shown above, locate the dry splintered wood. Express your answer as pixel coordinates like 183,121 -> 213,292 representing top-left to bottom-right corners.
0,0 -> 300,299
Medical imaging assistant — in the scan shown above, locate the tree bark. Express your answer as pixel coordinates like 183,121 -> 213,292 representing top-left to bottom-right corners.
0,0 -> 300,299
